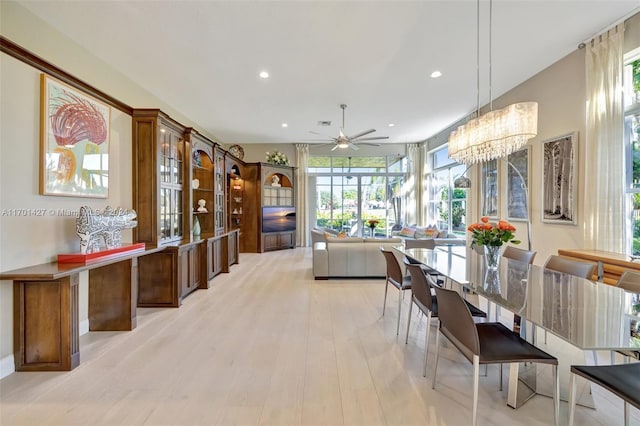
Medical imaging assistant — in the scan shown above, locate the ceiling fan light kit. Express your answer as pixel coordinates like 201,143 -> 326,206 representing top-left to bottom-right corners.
308,104 -> 389,151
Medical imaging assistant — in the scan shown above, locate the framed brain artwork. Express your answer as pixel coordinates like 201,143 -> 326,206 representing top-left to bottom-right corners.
40,74 -> 111,198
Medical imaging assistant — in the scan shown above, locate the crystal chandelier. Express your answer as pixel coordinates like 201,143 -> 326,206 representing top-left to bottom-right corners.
449,102 -> 538,165
448,0 -> 538,166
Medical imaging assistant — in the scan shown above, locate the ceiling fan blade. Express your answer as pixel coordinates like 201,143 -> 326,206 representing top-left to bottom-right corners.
307,142 -> 336,147
347,129 -> 375,140
331,144 -> 340,151
348,143 -> 360,151
351,136 -> 389,142
353,142 -> 381,147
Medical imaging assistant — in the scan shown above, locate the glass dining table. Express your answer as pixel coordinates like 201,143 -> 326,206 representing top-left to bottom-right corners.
394,245 -> 640,409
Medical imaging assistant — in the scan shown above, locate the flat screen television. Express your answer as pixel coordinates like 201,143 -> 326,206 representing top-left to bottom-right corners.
262,206 -> 296,233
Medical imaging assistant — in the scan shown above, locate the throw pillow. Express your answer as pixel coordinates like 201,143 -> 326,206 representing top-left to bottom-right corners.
337,230 -> 347,239
424,226 -> 439,238
414,226 -> 427,239
438,230 -> 449,238
399,226 -> 416,238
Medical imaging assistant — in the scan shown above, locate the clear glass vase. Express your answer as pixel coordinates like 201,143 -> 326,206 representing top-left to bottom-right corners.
484,245 -> 502,271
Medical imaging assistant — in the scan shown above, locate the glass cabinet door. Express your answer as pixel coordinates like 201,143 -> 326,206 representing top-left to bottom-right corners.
159,125 -> 184,243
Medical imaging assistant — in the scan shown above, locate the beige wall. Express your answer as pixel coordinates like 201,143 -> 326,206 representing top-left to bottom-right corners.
464,15 -> 639,265
240,143 -> 407,165
485,48 -> 587,266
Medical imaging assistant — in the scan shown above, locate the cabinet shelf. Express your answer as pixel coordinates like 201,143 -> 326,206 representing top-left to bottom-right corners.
192,165 -> 211,171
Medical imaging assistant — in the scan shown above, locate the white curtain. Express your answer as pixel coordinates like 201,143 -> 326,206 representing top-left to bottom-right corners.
295,144 -> 310,246
584,24 -> 625,252
406,143 -> 422,225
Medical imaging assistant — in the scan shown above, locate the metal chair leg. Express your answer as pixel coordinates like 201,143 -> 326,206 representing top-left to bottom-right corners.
624,401 -> 629,426
396,289 -> 402,335
382,280 -> 389,316
472,355 -> 480,426
568,372 -> 577,426
499,363 -> 503,391
405,299 -> 413,344
432,328 -> 441,389
423,311 -> 432,377
552,365 -> 559,426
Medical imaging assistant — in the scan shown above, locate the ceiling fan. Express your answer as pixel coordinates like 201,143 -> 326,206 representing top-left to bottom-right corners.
308,104 -> 389,151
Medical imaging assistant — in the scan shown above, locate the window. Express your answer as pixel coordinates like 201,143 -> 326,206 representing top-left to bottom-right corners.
309,156 -> 407,237
427,146 -> 467,236
625,51 -> 640,255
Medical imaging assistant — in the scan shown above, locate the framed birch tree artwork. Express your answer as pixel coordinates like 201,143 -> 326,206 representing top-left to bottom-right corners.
481,159 -> 498,218
542,132 -> 577,224
507,147 -> 529,221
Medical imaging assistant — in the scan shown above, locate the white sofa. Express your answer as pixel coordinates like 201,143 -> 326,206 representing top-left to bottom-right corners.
312,232 -> 402,279
392,225 -> 465,247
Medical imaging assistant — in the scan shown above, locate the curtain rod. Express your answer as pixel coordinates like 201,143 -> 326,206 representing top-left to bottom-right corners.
578,6 -> 640,48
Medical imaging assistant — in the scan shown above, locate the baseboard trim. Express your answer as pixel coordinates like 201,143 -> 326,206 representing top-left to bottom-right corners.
0,354 -> 15,380
80,319 -> 89,336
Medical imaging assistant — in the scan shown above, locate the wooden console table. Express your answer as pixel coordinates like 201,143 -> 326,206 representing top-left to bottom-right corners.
0,248 -> 162,371
557,248 -> 640,285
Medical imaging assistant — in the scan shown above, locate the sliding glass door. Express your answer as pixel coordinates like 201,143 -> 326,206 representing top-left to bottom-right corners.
310,156 -> 406,237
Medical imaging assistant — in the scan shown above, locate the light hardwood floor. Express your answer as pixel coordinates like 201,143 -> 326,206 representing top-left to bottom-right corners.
0,247 -> 637,425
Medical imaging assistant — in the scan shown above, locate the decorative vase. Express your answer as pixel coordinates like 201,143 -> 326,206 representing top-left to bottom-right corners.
193,215 -> 201,237
484,269 -> 501,294
484,245 -> 502,271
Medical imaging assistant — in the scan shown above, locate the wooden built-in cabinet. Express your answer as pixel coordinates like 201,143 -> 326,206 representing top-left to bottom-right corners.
225,156 -> 259,253
214,148 -> 226,236
259,163 -> 296,252
132,109 -> 239,307
189,129 -> 215,239
132,109 -> 188,247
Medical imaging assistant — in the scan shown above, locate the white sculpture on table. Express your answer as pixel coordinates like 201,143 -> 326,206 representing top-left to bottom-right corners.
271,175 -> 281,187
197,199 -> 208,212
76,206 -> 138,254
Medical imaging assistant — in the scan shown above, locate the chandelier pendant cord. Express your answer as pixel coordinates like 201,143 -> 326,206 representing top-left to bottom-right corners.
476,0 -> 480,119
489,0 -> 493,112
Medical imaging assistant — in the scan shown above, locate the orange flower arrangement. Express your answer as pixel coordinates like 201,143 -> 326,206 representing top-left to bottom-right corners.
367,219 -> 380,228
467,216 -> 520,247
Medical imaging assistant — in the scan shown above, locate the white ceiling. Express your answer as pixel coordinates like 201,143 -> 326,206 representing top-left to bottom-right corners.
19,1 -> 640,146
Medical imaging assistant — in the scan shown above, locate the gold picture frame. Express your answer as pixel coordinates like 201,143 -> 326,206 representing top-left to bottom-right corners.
40,74 -> 110,198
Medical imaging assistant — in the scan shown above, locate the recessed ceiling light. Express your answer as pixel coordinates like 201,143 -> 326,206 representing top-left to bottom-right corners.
388,123 -> 396,127
281,123 -> 288,128
430,70 -> 442,78
259,71 -> 269,79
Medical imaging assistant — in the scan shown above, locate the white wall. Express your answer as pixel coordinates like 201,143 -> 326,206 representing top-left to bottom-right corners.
0,53 -> 133,376
0,2 -> 152,376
